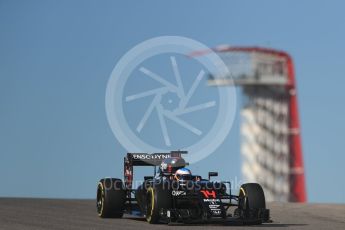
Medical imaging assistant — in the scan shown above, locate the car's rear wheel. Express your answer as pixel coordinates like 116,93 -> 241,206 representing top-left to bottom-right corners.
145,184 -> 172,224
97,178 -> 126,218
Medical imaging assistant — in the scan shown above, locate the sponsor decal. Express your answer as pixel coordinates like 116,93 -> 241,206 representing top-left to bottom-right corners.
203,198 -> 221,202
212,210 -> 222,215
132,154 -> 171,160
172,190 -> 186,196
200,190 -> 216,199
208,205 -> 220,209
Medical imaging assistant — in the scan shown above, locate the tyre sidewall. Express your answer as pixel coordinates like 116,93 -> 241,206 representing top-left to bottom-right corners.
97,178 -> 126,218
146,182 -> 172,224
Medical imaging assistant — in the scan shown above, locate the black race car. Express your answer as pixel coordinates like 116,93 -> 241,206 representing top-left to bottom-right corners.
96,151 -> 270,225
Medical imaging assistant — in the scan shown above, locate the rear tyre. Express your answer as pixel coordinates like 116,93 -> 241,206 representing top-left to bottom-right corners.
237,183 -> 266,223
97,178 -> 126,218
145,184 -> 172,224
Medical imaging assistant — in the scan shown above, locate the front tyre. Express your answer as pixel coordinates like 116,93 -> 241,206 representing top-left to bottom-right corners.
145,184 -> 172,224
97,178 -> 126,218
237,183 -> 266,224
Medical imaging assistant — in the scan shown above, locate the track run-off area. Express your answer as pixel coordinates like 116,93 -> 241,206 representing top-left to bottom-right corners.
0,198 -> 344,230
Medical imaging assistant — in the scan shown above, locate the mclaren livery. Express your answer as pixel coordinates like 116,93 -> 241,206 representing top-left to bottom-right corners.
96,151 -> 270,225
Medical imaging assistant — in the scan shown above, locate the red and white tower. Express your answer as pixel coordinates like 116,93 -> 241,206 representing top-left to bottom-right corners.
192,46 -> 306,202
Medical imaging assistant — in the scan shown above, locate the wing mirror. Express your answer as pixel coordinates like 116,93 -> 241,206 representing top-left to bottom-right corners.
208,172 -> 218,180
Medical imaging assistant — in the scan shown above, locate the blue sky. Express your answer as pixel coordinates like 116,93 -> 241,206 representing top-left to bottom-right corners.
0,0 -> 344,203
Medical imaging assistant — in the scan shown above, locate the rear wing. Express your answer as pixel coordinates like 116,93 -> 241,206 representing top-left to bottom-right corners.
124,151 -> 188,191
127,151 -> 187,166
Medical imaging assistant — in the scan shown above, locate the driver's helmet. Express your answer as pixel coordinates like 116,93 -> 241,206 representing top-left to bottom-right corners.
174,168 -> 192,185
160,157 -> 186,176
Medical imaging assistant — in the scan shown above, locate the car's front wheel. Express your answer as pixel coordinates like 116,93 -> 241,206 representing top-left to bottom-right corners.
145,184 -> 172,224
236,183 -> 266,223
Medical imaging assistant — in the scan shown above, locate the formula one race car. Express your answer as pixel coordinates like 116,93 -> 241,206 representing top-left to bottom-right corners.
96,151 -> 270,225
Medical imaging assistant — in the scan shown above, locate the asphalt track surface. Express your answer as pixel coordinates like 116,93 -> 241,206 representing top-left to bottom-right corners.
0,198 -> 344,230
